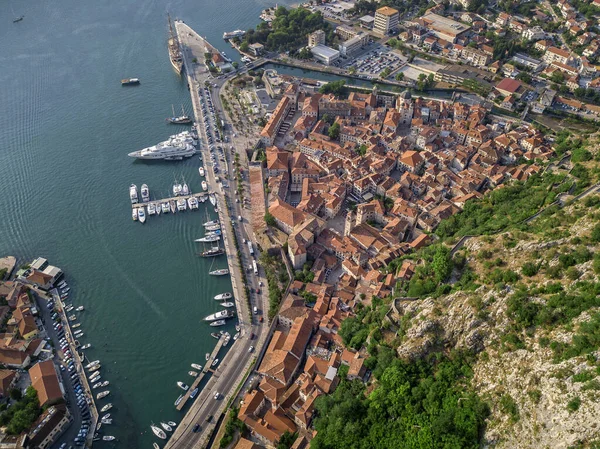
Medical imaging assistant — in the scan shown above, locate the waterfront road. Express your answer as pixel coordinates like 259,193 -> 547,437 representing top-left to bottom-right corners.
167,22 -> 271,449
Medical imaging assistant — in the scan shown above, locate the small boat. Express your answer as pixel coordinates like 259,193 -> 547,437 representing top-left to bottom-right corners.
89,373 -> 101,382
121,78 -> 140,86
209,268 -> 229,276
172,182 -> 181,197
97,390 -> 110,400
210,320 -> 226,327
201,181 -> 208,191
97,421 -> 102,431
170,200 -> 176,214
174,395 -> 183,407
210,332 -> 220,339
221,302 -> 235,308
101,418 -> 113,425
212,358 -> 219,367
195,235 -> 220,243
182,183 -> 190,196
199,166 -> 205,177
138,207 -> 146,223
132,208 -> 138,221
74,332 -> 84,337
233,332 -> 240,341
100,381 -> 109,387
130,184 -> 138,203
88,364 -> 101,372
13,16 -> 24,23
92,382 -> 102,389
76,306 -> 84,311
156,203 -> 161,215
85,360 -> 100,369
101,403 -> 113,413
177,381 -> 189,391
61,287 -> 71,293
141,184 -> 150,202
154,444 -> 160,449
189,371 -> 199,377
206,229 -> 222,237
102,413 -> 111,420
81,344 -> 91,350
68,314 -> 77,321
160,422 -> 173,432
103,436 -> 116,441
58,281 -> 67,288
168,421 -> 177,427
147,203 -> 156,215
151,425 -> 167,439
205,352 -> 211,360
162,202 -> 170,214
205,223 -> 221,231
214,292 -> 232,301
72,323 -> 81,328
204,220 -> 219,227
190,387 -> 199,399
177,198 -> 187,211
191,363 -> 203,370
209,194 -> 216,206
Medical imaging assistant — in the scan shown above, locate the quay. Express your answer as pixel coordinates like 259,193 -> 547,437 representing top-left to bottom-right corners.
132,192 -> 208,209
51,288 -> 98,446
176,335 -> 226,411
166,20 -> 267,449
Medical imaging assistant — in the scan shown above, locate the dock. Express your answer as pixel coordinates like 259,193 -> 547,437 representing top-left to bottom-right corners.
131,192 -> 208,209
176,334 -> 226,411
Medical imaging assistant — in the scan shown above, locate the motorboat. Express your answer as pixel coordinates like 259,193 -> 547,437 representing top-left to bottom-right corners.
97,390 -> 110,400
138,207 -> 146,223
102,418 -> 113,425
74,332 -> 84,338
153,443 -> 160,449
89,373 -> 101,382
209,320 -> 226,327
233,332 -> 240,341
212,358 -> 219,367
203,220 -> 219,227
100,381 -> 109,387
199,166 -> 205,177
128,132 -> 197,160
101,403 -> 113,413
188,197 -> 199,210
68,314 -> 77,321
189,370 -> 199,377
182,183 -> 190,196
151,425 -> 167,439
204,310 -> 234,321
160,422 -> 173,432
141,184 -> 150,202
177,382 -> 189,391
88,364 -> 101,372
147,203 -> 156,215
210,332 -> 220,339
92,382 -> 102,389
205,223 -> 221,231
102,413 -> 111,420
173,182 -> 181,197
132,208 -> 138,221
221,302 -> 235,308
81,344 -> 91,350
103,436 -> 116,441
201,181 -> 208,191
76,306 -> 84,311
170,200 -> 176,214
162,202 -> 170,214
174,395 -> 184,407
177,198 -> 187,211
121,78 -> 140,85
72,323 -> 81,328
85,360 -> 100,369
190,387 -> 199,399
191,363 -> 202,370
168,421 -> 177,427
214,292 -> 232,301
130,184 -> 138,203
209,268 -> 229,276
195,235 -> 220,243
205,352 -> 211,359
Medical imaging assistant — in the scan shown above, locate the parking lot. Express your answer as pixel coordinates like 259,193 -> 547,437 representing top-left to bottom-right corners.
345,45 -> 406,79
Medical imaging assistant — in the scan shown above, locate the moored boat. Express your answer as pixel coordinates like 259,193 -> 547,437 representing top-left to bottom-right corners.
195,235 -> 220,243
132,208 -> 138,221
190,387 -> 199,399
214,292 -> 232,301
212,358 -> 219,367
201,181 -> 208,191
121,78 -> 140,85
189,370 -> 198,377
147,203 -> 156,216
101,403 -> 113,412
103,436 -> 116,441
138,207 -> 146,223
191,363 -> 202,370
162,202 -> 170,214
151,424 -> 167,439
199,166 -> 205,177
97,390 -> 110,400
177,381 -> 189,391
141,184 -> 150,202
170,200 -> 176,214
204,310 -> 234,321
209,320 -> 226,327
199,246 -> 224,257
221,302 -> 235,308
209,268 -> 229,276
174,395 -> 183,407
160,422 -> 173,432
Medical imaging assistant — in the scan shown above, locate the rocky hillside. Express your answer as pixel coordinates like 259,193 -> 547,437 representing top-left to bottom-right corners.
391,195 -> 600,449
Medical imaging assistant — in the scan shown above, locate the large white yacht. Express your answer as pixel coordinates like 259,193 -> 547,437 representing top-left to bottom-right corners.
128,132 -> 197,160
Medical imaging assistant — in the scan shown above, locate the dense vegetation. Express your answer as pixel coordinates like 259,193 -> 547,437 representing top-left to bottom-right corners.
240,7 -> 332,52
0,387 -> 41,435
219,407 -> 247,448
312,352 -> 489,449
260,252 -> 290,319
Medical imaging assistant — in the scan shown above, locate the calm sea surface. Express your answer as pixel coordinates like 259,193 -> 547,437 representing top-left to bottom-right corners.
0,0 -> 294,446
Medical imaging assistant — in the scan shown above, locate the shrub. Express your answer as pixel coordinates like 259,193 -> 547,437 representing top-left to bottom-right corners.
567,396 -> 581,412
499,394 -> 520,422
521,262 -> 540,277
566,267 -> 580,281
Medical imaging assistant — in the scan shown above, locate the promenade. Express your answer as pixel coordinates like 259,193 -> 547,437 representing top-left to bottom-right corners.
166,21 -> 270,449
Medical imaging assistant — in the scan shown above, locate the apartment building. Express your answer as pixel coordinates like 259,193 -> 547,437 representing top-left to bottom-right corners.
308,30 -> 326,48
373,6 -> 399,36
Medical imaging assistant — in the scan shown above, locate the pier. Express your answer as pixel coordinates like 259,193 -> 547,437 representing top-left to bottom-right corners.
176,334 -> 226,411
131,192 -> 208,209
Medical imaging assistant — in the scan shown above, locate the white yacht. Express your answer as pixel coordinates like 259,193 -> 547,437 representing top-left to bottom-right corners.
210,320 -> 226,327
199,166 -> 205,177
221,302 -> 235,308
203,219 -> 219,227
138,207 -> 146,223
188,197 -> 199,210
201,181 -> 208,191
188,370 -> 199,377
191,363 -> 202,370
174,395 -> 183,407
151,425 -> 167,439
130,184 -> 138,203
141,184 -> 150,202
173,182 -> 181,196
214,292 -> 232,301
162,202 -> 170,214
147,203 -> 156,215
182,183 -> 190,196
170,200 -> 177,214
101,403 -> 113,413
205,223 -> 221,231
97,390 -> 110,400
160,422 -> 173,432
177,198 -> 187,211
85,360 -> 100,369
128,132 -> 197,160
177,381 -> 189,391
132,208 -> 138,221
203,310 -> 234,321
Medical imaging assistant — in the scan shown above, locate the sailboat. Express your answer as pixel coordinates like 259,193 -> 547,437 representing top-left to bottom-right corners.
167,104 -> 193,124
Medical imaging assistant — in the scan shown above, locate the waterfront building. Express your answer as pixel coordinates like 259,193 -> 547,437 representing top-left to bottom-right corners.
373,7 -> 399,36
249,43 -> 265,56
26,404 -> 71,449
309,45 -> 340,65
29,360 -> 63,407
338,33 -> 369,57
307,30 -> 326,48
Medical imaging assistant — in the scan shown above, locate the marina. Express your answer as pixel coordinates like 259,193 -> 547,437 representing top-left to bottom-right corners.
175,333 -> 227,411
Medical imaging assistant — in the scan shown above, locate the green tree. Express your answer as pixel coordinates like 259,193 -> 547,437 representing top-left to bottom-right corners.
395,72 -> 405,81
277,431 -> 298,449
264,212 -> 276,226
328,122 -> 340,140
319,80 -> 348,96
432,246 -> 453,282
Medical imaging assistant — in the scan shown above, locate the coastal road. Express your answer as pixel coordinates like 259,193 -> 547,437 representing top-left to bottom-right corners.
166,22 -> 271,449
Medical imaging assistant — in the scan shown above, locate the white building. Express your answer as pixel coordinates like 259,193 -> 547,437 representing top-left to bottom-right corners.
374,6 -> 399,35
522,26 -> 545,41
339,33 -> 369,57
310,44 -> 340,65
